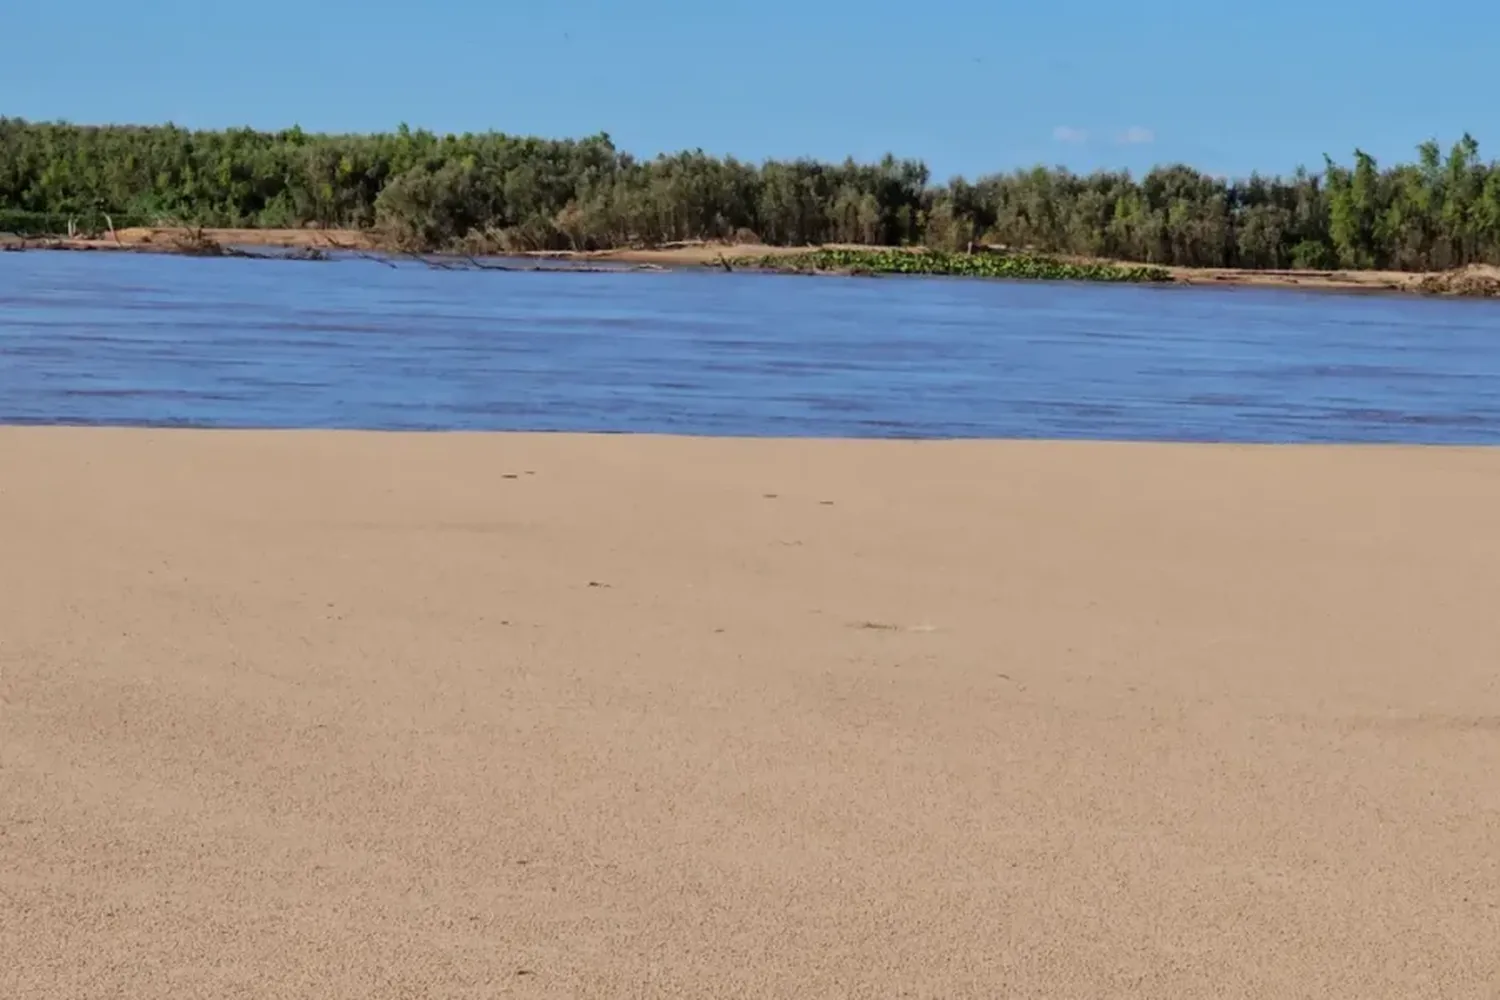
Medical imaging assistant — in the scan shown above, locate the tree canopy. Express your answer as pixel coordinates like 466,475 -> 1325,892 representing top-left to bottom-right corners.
3,119 -> 1498,270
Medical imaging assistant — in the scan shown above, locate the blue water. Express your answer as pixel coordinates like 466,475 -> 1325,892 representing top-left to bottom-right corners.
2,250 -> 1498,441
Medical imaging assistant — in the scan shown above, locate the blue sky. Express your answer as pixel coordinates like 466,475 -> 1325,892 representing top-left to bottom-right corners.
4,0 -> 1496,181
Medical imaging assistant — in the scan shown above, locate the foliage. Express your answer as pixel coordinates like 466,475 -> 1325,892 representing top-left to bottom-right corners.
3,118 -> 1499,270
734,248 -> 1172,283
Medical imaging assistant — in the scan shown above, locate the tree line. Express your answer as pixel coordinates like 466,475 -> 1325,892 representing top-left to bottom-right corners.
3,118 -> 1498,270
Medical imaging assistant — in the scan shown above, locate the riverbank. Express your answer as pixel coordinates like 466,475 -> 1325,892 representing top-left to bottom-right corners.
541,242 -> 1500,295
3,428 -> 1497,998
5,226 -> 1499,296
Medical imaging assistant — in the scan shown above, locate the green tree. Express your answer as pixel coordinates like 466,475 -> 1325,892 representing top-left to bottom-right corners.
1,118 -> 1495,268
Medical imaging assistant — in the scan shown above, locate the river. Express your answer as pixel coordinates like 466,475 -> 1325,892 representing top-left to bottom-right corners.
2,250 -> 1497,442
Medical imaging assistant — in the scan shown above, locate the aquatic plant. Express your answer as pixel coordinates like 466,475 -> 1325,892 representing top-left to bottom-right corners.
729,249 -> 1172,283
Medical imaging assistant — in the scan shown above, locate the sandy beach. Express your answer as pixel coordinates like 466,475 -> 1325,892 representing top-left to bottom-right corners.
7,227 -> 1499,296
3,428 -> 1499,998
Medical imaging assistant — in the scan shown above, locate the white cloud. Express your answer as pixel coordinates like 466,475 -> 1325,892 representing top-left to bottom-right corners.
1052,126 -> 1089,144
1116,126 -> 1155,145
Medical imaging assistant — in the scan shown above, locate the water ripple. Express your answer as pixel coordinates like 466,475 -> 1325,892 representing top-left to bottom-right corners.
2,251 -> 1499,442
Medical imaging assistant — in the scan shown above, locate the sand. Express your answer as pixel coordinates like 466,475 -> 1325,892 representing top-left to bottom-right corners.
6,227 -> 1498,296
3,428 -> 1499,998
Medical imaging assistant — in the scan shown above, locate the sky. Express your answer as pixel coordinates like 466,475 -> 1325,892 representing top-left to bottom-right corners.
3,0 -> 1497,181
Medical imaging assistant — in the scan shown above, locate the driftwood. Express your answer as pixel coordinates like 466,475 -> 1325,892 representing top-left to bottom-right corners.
318,234 -> 399,268
401,251 -> 461,270
461,254 -> 521,272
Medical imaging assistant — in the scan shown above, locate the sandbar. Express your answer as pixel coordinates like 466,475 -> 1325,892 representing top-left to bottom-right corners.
6,227 -> 1498,296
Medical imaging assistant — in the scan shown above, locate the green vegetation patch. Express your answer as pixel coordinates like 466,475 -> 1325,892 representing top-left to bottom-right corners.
732,248 -> 1172,283
3,118 -> 1497,270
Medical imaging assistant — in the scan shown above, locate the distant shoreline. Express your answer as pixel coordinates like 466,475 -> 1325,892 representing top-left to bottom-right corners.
4,226 -> 1498,298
